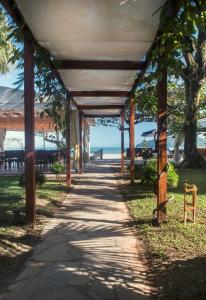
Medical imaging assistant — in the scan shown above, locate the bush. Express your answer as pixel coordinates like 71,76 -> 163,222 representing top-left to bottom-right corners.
51,161 -> 65,180
140,159 -> 179,188
19,170 -> 46,187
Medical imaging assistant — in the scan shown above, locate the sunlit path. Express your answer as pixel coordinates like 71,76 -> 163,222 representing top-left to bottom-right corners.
0,161 -> 154,300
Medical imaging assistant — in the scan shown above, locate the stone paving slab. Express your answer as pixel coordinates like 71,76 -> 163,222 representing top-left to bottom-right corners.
0,161 -> 155,300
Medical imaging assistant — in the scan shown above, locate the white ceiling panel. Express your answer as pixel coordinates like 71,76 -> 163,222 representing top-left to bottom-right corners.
60,70 -> 136,91
75,97 -> 126,106
83,109 -> 121,115
17,0 -> 164,60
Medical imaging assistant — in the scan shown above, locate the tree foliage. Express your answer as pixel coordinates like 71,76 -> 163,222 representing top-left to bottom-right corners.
0,7 -> 15,73
140,159 -> 179,188
150,0 -> 206,78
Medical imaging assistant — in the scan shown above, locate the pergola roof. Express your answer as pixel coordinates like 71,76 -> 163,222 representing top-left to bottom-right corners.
15,0 -> 166,117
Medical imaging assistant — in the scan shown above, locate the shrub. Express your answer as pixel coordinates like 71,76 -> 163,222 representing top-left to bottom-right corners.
19,170 -> 46,187
140,159 -> 179,188
51,161 -> 65,180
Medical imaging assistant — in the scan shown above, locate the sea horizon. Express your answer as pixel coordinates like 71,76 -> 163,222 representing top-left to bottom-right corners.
4,146 -> 124,154
91,147 -> 122,154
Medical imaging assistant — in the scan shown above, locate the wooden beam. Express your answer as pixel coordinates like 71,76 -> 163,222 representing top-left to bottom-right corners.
156,68 -> 167,224
70,91 -> 130,97
79,105 -> 124,110
55,60 -> 145,70
84,114 -> 120,118
1,0 -> 19,19
65,98 -> 71,188
130,98 -> 135,184
79,111 -> 83,174
121,110 -> 125,174
24,34 -> 35,227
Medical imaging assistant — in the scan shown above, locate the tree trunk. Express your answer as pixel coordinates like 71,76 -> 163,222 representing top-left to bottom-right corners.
182,78 -> 206,168
173,132 -> 184,164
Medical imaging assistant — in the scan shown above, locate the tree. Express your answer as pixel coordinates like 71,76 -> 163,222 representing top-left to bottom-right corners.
127,1 -> 206,167
0,7 -> 14,73
152,0 -> 206,167
178,2 -> 206,167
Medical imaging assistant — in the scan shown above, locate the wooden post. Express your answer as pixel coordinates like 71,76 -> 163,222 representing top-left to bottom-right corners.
79,111 -> 83,174
83,118 -> 86,166
24,34 -> 35,227
130,98 -> 135,184
157,68 -> 167,224
65,97 -> 71,188
121,110 -> 125,173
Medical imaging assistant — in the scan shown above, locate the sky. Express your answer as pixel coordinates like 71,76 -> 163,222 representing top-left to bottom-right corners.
0,69 -> 20,89
90,122 -> 155,148
0,69 -> 155,149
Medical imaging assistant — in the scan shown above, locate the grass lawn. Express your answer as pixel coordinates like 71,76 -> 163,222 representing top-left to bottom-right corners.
120,168 -> 206,299
0,175 -> 67,226
0,175 -> 67,293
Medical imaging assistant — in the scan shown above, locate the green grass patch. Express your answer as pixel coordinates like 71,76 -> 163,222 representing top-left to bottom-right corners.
120,169 -> 206,299
121,169 -> 206,261
0,176 -> 67,226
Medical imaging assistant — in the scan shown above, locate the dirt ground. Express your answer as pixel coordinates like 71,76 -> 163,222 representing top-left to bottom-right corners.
0,226 -> 42,293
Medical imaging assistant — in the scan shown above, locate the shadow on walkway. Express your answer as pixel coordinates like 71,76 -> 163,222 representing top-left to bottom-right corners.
0,161 -> 154,300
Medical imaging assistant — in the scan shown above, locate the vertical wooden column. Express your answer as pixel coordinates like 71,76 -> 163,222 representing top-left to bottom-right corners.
157,68 -> 167,224
24,34 -> 35,227
65,97 -> 71,188
130,98 -> 135,184
79,111 -> 83,174
83,118 -> 87,166
120,110 -> 125,174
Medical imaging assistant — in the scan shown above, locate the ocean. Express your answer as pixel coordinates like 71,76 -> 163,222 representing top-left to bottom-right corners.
91,147 -> 121,154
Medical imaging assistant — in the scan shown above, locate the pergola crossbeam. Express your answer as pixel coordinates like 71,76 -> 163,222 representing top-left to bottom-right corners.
55,60 -> 145,70
70,91 -> 130,97
79,105 -> 124,110
84,114 -> 120,118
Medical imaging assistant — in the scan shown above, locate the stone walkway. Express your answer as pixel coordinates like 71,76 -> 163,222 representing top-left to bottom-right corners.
1,161 -> 154,300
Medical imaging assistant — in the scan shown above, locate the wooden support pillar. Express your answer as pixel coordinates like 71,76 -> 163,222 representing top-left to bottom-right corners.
157,68 -> 167,224
120,110 -> 125,174
130,98 -> 135,184
79,111 -> 83,174
83,118 -> 87,166
65,97 -> 71,188
0,128 -> 7,151
24,34 -> 35,227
